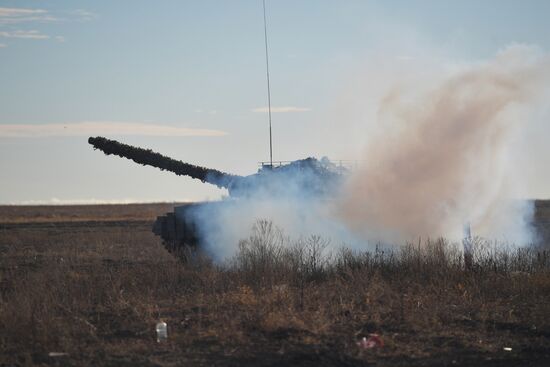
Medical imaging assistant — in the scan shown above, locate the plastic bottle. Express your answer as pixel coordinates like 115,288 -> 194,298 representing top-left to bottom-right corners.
156,321 -> 168,342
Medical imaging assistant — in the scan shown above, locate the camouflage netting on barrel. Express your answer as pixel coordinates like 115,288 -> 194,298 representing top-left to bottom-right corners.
88,136 -> 239,189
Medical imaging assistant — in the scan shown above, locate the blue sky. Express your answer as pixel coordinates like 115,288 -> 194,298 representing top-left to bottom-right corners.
1,0 -> 549,203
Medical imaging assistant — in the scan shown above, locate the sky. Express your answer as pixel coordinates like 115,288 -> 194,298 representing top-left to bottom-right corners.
1,0 -> 549,204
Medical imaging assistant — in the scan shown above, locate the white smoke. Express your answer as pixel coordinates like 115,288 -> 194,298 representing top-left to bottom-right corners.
190,165 -> 365,261
190,45 -> 550,261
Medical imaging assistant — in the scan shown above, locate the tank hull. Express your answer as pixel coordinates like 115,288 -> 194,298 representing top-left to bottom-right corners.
153,202 -> 218,260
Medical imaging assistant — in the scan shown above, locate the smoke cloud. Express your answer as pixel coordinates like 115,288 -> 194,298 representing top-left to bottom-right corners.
190,160 -> 362,261
190,45 -> 550,260
339,45 -> 550,244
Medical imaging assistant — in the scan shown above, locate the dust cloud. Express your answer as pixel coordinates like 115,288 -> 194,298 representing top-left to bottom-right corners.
339,45 -> 550,244
191,45 -> 550,260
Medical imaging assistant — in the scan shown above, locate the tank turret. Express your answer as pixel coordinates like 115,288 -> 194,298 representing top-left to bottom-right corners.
89,136 -> 344,198
88,136 -> 348,259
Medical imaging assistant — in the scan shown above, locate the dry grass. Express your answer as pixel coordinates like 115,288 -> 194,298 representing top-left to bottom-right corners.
0,205 -> 549,366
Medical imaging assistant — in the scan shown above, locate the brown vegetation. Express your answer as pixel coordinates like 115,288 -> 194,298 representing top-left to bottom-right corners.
0,203 -> 181,223
0,204 -> 549,366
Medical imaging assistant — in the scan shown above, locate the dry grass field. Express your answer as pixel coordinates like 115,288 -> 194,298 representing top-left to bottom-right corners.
1,202 -> 549,366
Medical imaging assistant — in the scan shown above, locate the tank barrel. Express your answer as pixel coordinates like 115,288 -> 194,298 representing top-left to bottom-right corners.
88,136 -> 240,190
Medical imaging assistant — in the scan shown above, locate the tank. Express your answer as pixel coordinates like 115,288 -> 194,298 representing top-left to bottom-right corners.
88,136 -> 348,259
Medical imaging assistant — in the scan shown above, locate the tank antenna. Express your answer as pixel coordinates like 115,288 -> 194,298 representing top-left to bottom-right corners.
262,0 -> 273,167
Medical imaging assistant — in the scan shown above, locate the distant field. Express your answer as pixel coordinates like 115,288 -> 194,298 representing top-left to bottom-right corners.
0,202 -> 184,223
0,202 -> 549,366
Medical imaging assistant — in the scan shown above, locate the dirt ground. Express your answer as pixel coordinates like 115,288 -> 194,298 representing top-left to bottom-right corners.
0,203 -> 549,366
